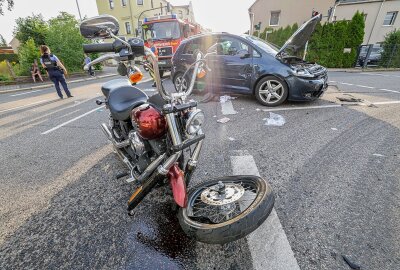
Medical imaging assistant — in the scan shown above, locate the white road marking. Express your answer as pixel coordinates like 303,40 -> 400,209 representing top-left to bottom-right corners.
41,106 -> 105,135
221,100 -> 237,115
56,109 -> 81,119
361,73 -> 400,78
262,104 -> 342,112
379,88 -> 400,93
231,154 -> 300,270
373,100 -> 400,105
355,85 -> 374,89
10,89 -> 49,97
340,82 -> 354,86
0,99 -> 49,113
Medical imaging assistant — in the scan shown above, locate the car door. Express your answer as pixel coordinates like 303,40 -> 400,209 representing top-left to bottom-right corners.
206,35 -> 253,93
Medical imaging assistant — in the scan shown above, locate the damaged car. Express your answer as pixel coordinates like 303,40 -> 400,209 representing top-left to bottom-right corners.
171,14 -> 327,106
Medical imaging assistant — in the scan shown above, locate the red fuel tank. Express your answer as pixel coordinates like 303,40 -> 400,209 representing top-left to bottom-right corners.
132,104 -> 167,140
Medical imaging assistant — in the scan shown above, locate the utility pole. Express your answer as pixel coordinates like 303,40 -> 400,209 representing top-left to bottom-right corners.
75,0 -> 82,21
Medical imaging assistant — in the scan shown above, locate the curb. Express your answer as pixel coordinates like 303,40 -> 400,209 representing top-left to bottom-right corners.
0,73 -> 118,94
328,68 -> 400,73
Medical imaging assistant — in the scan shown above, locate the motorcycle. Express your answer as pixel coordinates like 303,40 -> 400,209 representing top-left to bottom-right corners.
80,15 -> 275,244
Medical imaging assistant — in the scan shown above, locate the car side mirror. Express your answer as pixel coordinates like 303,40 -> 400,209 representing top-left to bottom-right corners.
238,51 -> 251,59
80,15 -> 119,39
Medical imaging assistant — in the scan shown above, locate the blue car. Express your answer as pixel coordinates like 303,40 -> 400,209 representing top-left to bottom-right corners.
171,15 -> 327,106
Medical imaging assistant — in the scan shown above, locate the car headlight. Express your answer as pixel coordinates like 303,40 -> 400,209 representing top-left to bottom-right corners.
185,109 -> 205,135
294,69 -> 314,78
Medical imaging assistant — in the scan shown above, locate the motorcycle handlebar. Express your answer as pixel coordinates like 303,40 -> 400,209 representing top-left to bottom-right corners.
83,43 -> 115,53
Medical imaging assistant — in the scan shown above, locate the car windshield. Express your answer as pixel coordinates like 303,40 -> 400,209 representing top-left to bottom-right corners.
242,35 -> 279,56
143,21 -> 181,41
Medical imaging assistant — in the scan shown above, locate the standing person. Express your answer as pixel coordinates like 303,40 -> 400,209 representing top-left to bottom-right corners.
84,54 -> 95,76
30,59 -> 43,83
147,38 -> 158,87
39,45 -> 73,99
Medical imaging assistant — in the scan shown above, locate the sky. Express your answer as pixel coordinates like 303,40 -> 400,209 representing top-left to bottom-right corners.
0,0 -> 255,44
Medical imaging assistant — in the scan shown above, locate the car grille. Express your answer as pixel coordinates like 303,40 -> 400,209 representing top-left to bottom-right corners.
158,47 -> 173,57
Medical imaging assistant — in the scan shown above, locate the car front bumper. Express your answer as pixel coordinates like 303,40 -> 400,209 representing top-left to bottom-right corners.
287,75 -> 329,101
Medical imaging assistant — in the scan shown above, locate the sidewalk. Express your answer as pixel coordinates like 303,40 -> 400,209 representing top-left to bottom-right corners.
328,67 -> 400,72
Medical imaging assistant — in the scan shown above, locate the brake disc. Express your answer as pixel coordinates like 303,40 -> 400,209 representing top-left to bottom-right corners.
200,183 -> 245,206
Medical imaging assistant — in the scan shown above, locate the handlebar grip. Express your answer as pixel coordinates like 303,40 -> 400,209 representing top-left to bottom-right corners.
83,43 -> 115,53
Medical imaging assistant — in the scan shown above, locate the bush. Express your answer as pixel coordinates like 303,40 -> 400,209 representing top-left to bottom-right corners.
17,38 -> 40,76
45,12 -> 86,73
0,53 -> 18,63
380,30 -> 400,68
0,74 -> 11,81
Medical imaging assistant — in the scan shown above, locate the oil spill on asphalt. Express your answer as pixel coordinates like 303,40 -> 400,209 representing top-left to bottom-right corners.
125,187 -> 197,270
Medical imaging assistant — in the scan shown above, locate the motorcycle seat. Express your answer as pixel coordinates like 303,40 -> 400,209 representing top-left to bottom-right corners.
108,85 -> 148,121
101,79 -> 132,98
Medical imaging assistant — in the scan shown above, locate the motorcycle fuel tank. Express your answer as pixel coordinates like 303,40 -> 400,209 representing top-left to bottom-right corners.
132,104 -> 167,140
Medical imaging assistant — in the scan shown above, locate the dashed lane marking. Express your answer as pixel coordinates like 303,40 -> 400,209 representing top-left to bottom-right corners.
0,99 -> 49,113
231,154 -> 300,270
41,106 -> 105,135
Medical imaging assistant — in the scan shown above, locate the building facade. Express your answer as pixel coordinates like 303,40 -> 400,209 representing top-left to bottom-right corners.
96,0 -> 195,38
248,0 -> 335,34
333,0 -> 400,44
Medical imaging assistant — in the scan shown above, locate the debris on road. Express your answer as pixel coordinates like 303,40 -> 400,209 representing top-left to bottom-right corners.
217,117 -> 230,124
342,255 -> 361,270
213,115 -> 217,118
337,97 -> 363,103
219,95 -> 236,103
373,153 -> 385,157
263,112 -> 286,126
256,108 -> 261,111
331,128 -> 338,131
228,137 -> 235,141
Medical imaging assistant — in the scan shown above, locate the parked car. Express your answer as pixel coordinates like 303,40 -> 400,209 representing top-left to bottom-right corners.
358,45 -> 383,67
171,14 -> 328,106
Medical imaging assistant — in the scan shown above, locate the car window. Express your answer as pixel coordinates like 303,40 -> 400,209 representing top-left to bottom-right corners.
208,36 -> 250,56
182,36 -> 216,55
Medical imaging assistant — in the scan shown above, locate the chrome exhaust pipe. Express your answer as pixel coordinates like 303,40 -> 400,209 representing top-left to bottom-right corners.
101,123 -> 112,141
158,152 -> 182,175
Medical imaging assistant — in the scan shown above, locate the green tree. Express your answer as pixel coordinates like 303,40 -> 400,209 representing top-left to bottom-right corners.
0,34 -> 7,46
45,12 -> 86,72
0,0 -> 13,15
13,14 -> 48,45
380,30 -> 400,67
17,38 -> 40,76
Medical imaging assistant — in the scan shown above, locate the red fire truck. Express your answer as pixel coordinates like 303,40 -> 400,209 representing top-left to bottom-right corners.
142,14 -> 202,76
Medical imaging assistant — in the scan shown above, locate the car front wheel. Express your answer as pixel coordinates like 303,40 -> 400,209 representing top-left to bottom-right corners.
255,76 -> 288,106
173,72 -> 189,92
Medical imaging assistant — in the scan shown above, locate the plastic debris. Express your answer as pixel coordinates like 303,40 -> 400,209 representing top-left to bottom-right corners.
331,128 -> 338,131
256,108 -> 261,111
264,112 -> 286,126
219,95 -> 236,103
213,115 -> 217,118
241,108 -> 244,110
217,117 -> 230,124
228,137 -> 235,141
342,255 -> 361,270
337,97 -> 363,103
373,153 -> 385,157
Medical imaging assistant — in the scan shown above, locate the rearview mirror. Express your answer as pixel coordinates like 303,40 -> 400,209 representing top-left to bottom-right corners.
238,50 -> 251,59
80,15 -> 119,39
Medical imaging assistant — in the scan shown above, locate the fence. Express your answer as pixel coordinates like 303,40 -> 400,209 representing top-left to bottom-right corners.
355,44 -> 400,68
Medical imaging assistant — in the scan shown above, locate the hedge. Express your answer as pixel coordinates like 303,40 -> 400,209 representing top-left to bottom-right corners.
260,11 -> 365,68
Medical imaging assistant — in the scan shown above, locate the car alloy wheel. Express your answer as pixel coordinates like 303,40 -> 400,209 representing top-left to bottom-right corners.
174,73 -> 188,92
255,76 -> 288,106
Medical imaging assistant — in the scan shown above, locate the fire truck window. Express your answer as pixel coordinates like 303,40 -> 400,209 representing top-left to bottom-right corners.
143,22 -> 180,41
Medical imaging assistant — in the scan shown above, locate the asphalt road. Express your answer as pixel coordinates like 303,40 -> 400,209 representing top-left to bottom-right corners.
0,71 -> 399,270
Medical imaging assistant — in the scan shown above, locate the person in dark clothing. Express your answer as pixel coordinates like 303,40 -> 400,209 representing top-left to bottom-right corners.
39,45 -> 73,99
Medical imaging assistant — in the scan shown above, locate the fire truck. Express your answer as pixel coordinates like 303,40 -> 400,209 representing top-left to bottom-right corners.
142,14 -> 202,77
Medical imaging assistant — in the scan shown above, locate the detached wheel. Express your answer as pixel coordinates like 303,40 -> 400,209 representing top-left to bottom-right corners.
178,175 -> 275,244
255,76 -> 288,106
173,72 -> 189,92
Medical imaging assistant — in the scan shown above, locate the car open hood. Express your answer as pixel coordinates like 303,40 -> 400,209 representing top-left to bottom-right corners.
276,14 -> 322,57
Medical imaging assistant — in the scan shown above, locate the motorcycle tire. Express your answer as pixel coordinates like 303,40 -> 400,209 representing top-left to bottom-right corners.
178,175 -> 275,245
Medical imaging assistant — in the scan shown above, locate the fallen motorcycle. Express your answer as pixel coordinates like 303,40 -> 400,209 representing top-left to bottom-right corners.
80,15 -> 275,244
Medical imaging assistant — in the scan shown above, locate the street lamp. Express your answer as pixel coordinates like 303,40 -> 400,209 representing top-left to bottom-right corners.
75,0 -> 82,21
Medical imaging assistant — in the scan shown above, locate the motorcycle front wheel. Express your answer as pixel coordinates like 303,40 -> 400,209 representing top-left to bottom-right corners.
178,175 -> 274,244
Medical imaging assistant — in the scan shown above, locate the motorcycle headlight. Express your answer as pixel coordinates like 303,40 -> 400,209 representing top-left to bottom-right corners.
185,109 -> 205,135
